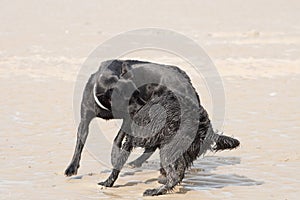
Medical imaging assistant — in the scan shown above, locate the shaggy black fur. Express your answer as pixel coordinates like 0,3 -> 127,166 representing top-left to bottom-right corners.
65,59 -> 240,196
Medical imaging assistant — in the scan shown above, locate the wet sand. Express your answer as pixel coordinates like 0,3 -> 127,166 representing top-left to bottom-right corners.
1,0 -> 300,199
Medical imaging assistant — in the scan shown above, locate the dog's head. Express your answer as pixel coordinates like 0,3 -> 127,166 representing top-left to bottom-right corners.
93,60 -> 139,115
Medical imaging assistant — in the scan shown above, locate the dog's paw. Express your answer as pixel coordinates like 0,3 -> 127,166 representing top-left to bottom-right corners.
64,164 -> 78,176
143,188 -> 166,196
98,180 -> 114,187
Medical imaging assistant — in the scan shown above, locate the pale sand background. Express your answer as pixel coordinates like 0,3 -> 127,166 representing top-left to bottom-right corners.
0,0 -> 300,199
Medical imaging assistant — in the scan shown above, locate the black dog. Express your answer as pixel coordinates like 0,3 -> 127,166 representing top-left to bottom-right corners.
65,59 -> 240,196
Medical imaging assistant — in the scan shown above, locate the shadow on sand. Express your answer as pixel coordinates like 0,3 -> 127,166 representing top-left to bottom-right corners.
104,156 -> 263,192
182,156 -> 263,191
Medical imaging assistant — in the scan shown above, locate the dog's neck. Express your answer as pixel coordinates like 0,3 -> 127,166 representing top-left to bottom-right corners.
93,84 -> 110,111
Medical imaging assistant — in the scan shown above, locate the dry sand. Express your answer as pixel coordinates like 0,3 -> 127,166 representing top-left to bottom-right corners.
1,1 -> 300,199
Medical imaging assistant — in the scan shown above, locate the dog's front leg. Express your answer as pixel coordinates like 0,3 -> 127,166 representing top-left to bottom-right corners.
65,79 -> 99,176
65,109 -> 95,176
98,131 -> 133,187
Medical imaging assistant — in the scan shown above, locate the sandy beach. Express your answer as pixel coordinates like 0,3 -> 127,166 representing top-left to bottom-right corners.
1,1 -> 300,199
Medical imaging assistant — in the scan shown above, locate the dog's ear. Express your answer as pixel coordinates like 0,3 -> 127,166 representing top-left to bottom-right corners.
121,62 -> 133,79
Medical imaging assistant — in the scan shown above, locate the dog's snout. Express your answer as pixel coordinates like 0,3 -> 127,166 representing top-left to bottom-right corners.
103,88 -> 114,100
107,88 -> 114,93
100,74 -> 119,87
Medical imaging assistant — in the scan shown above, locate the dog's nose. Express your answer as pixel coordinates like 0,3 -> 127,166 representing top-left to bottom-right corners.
107,88 -> 114,96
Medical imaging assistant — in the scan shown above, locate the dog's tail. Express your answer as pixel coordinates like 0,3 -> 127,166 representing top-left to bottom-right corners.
198,125 -> 240,157
213,133 -> 240,151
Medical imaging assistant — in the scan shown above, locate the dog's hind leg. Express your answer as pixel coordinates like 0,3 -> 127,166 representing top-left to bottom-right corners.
98,132 -> 133,187
158,164 -> 167,184
143,152 -> 186,196
143,162 -> 185,196
127,146 -> 156,168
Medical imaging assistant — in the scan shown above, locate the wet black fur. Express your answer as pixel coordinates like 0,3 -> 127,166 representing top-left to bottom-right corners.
65,59 -> 240,196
